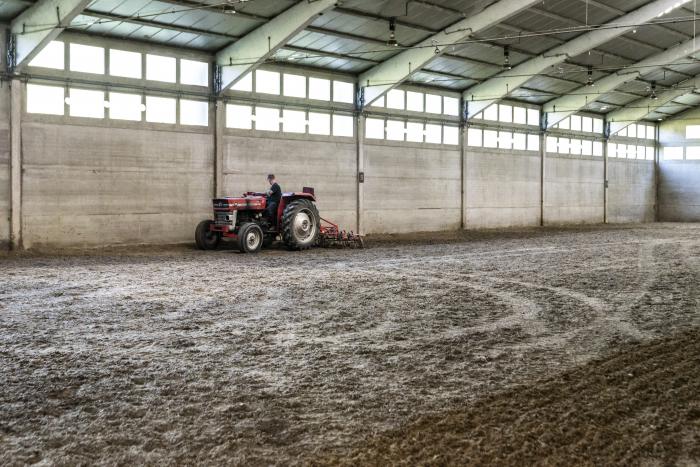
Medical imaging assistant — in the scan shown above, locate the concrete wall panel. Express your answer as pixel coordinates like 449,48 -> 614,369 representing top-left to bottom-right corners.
544,156 -> 604,225
608,160 -> 656,223
658,161 -> 700,221
21,123 -> 213,248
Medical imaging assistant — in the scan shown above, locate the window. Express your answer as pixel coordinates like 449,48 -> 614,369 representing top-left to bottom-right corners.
582,140 -> 593,156
558,137 -> 570,154
109,92 -> 142,121
26,84 -> 64,115
484,130 -> 498,148
646,125 -> 655,140
686,146 -> 700,160
528,134 -> 540,152
627,144 -> 636,159
581,117 -> 593,133
333,81 -> 354,103
483,105 -> 498,121
608,143 -> 617,158
443,126 -> 459,145
664,147 -> 683,160
180,59 -> 209,87
570,139 -> 582,155
333,114 -> 353,137
406,122 -> 424,142
226,104 -> 253,129
386,89 -> 405,110
282,74 -> 306,98
29,41 -> 64,69
546,136 -> 557,152
498,131 -> 512,150
366,118 -> 385,139
180,99 -> 208,126
309,77 -> 330,101
386,120 -> 405,141
371,96 -> 385,108
513,106 -> 526,124
145,96 -> 176,124
473,112 -> 483,119
443,97 -> 459,116
232,73 -> 252,92
255,70 -> 280,95
593,118 -> 603,134
468,128 -> 482,147
70,44 -> 104,74
617,143 -> 627,159
513,132 -> 526,150
406,91 -> 424,112
570,115 -> 582,132
627,124 -> 637,138
686,125 -> 700,139
593,141 -> 603,157
146,54 -> 176,83
283,109 -> 306,133
637,124 -> 646,139
425,94 -> 441,114
255,106 -> 280,131
499,104 -> 512,123
645,146 -> 655,161
68,89 -> 104,119
109,49 -> 141,79
617,127 -> 627,137
558,117 -> 570,130
527,108 -> 540,126
308,112 -> 330,136
425,124 -> 441,144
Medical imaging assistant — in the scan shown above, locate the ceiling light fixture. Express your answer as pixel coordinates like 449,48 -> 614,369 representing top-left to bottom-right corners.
387,17 -> 398,47
586,65 -> 594,86
503,45 -> 512,70
650,81 -> 658,100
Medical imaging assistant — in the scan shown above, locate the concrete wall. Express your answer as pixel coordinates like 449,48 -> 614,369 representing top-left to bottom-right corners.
222,131 -> 357,232
608,160 -> 656,223
21,121 -> 213,248
465,148 -> 541,229
363,142 -> 461,234
0,84 -> 9,249
544,155 -> 604,225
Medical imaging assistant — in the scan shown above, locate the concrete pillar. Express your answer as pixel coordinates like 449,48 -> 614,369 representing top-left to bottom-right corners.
654,123 -> 660,222
356,113 -> 365,235
10,79 -> 22,250
214,99 -> 224,198
461,125 -> 468,230
603,137 -> 609,224
540,132 -> 546,226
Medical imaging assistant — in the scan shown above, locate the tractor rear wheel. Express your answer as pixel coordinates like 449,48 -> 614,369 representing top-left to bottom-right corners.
195,220 -> 220,250
281,199 -> 320,250
237,223 -> 264,253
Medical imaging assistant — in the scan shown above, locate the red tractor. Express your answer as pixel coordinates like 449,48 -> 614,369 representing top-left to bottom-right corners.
195,187 -> 362,253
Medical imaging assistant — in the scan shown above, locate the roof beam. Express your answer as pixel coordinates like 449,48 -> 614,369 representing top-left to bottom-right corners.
606,76 -> 700,133
9,0 -> 91,71
215,0 -> 337,92
357,0 -> 540,107
462,0 -> 691,119
544,37 -> 700,127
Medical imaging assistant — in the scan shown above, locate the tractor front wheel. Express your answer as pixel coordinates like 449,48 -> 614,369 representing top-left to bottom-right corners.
281,199 -> 320,250
238,223 -> 264,254
195,220 -> 221,250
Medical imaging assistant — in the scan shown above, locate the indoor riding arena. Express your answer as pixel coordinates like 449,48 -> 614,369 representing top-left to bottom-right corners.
1,1 -> 700,465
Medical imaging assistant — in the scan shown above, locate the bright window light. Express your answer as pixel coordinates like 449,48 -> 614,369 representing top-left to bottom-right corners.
371,96 -> 385,108
546,136 -> 557,152
528,134 -> 540,152
29,41 -> 64,69
664,146 -> 683,160
558,137 -> 570,154
617,143 -> 627,158
646,146 -> 655,160
180,59 -> 209,87
232,73 -> 252,92
146,54 -> 176,83
617,126 -> 628,137
468,128 -> 482,147
406,91 -> 424,112
443,97 -> 459,116
386,89 -> 405,110
637,124 -> 646,139
333,114 -> 354,137
333,81 -> 354,103
527,108 -> 540,126
109,92 -> 142,121
627,144 -> 636,158
255,70 -> 280,95
484,130 -> 498,148
26,84 -> 64,115
283,109 -> 306,133
283,74 -> 306,98
582,140 -> 593,156
647,125 -> 655,140
443,126 -> 459,145
386,120 -> 405,141
309,77 -> 330,101
570,138 -> 582,155
308,112 -> 330,136
627,124 -> 637,138
558,117 -> 570,130
513,106 -> 526,124
686,125 -> 700,139
593,141 -> 603,156
483,105 -> 498,121
255,106 -> 280,131
498,131 -> 512,150
180,99 -> 209,126
498,104 -> 512,123
581,116 -> 592,133
226,104 -> 253,129
425,124 -> 442,144
365,118 -> 385,139
69,88 -> 104,119
145,96 -> 176,124
70,43 -> 104,74
513,132 -> 526,150
608,143 -> 617,158
109,49 -> 141,79
593,118 -> 603,134
425,94 -> 441,114
406,122 -> 424,142
637,145 -> 646,159
570,115 -> 582,132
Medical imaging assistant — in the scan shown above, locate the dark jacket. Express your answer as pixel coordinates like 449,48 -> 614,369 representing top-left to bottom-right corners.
267,182 -> 282,205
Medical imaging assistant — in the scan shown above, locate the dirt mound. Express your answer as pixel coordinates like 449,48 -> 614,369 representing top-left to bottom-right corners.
320,328 -> 700,466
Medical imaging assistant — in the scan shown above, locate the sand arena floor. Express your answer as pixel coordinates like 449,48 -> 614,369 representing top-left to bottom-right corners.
1,223 -> 699,465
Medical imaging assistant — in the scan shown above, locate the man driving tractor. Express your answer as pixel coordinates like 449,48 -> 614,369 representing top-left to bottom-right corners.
266,174 -> 282,224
